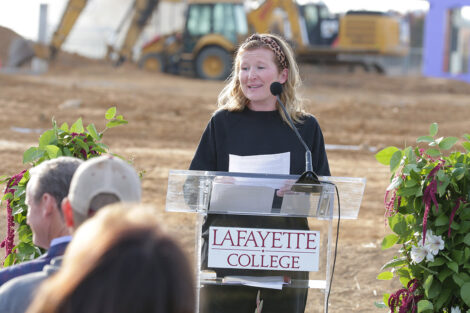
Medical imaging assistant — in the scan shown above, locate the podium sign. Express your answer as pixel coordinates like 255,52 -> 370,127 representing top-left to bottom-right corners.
165,170 -> 365,313
208,226 -> 320,272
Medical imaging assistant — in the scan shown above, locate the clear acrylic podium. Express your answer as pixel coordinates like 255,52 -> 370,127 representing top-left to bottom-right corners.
166,170 -> 365,313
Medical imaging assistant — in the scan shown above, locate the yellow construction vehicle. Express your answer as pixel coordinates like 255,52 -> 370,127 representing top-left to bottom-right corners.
247,1 -> 407,72
138,0 -> 248,80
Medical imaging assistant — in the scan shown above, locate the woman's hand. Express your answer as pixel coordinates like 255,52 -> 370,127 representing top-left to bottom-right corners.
276,179 -> 296,197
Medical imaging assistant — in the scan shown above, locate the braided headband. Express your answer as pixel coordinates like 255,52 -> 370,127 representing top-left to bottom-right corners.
244,34 -> 288,69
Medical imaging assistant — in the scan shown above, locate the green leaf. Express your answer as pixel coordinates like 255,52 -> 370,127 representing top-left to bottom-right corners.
434,286 -> 452,311
105,107 -> 116,120
438,268 -> 453,282
399,276 -> 411,288
45,145 -> 61,159
439,137 -> 459,150
425,149 -> 441,157
39,129 -> 57,147
70,118 -> 84,133
435,214 -> 449,226
106,119 -> 128,128
397,185 -> 420,197
417,299 -> 433,312
377,271 -> 393,280
453,168 -> 465,181
389,214 -> 408,236
461,282 -> 470,306
60,122 -> 69,132
417,136 -> 434,143
2,192 -> 13,201
375,146 -> 399,165
464,233 -> 470,246
464,133 -> 470,141
3,253 -> 15,267
429,123 -> 438,136
423,275 -> 433,297
429,257 -> 445,267
374,301 -> 387,308
390,150 -> 403,173
428,277 -> 441,299
23,147 -> 44,164
381,257 -> 407,270
463,142 -> 470,152
447,261 -> 459,273
381,234 -> 399,250
86,124 -> 100,141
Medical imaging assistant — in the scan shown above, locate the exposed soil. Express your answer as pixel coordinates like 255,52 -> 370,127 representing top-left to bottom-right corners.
1,27 -> 470,312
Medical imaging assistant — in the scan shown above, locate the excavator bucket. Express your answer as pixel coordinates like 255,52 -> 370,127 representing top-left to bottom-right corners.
7,38 -> 35,67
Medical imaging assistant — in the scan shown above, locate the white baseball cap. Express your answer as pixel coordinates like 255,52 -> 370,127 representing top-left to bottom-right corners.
68,155 -> 141,217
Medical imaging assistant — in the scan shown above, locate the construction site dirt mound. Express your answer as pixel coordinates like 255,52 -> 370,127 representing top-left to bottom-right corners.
0,26 -> 21,65
0,26 -> 105,69
0,62 -> 469,312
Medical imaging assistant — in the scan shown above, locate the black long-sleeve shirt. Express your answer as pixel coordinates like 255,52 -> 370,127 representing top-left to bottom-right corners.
190,107 -> 330,176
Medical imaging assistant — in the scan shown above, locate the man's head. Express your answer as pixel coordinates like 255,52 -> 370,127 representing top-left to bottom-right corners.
62,155 -> 141,230
26,157 -> 83,249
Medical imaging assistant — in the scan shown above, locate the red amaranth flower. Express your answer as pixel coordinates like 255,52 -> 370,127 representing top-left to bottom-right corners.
1,169 -> 27,260
388,279 -> 422,313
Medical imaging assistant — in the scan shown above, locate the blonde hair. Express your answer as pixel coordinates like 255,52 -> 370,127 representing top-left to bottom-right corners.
217,33 -> 306,124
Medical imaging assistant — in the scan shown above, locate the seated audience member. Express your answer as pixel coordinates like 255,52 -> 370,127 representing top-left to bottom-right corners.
0,155 -> 142,313
0,157 -> 83,286
26,204 -> 195,313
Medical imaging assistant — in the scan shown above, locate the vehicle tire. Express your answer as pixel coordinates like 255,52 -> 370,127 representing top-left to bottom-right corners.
138,53 -> 165,72
195,47 -> 232,80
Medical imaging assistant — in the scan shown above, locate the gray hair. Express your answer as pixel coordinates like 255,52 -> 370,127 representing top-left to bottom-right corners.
28,157 -> 83,208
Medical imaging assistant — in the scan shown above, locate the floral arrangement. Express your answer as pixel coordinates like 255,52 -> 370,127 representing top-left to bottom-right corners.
375,123 -> 470,313
0,107 -> 127,266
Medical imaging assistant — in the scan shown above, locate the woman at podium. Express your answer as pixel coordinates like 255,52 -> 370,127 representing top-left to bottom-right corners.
190,33 -> 330,313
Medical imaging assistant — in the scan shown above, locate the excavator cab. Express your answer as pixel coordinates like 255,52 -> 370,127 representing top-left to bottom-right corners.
298,2 -> 338,46
139,1 -> 248,80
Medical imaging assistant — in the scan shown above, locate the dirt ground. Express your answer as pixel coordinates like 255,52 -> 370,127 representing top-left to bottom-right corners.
1,34 -> 470,311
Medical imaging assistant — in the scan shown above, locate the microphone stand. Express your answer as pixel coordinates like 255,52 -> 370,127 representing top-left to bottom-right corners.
273,93 -> 321,192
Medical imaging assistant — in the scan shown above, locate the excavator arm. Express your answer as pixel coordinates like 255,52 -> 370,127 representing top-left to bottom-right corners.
8,0 -> 88,67
45,0 -> 88,59
246,0 -> 307,48
107,0 -> 160,66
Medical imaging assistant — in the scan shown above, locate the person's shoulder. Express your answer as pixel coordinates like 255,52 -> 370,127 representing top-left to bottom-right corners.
0,255 -> 47,284
0,271 -> 47,312
211,108 -> 242,123
299,112 -> 321,128
0,271 -> 47,292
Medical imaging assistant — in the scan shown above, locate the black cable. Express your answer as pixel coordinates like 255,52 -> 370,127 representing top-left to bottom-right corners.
320,181 -> 341,313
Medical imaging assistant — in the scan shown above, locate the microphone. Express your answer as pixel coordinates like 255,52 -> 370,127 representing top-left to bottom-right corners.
270,82 -> 321,191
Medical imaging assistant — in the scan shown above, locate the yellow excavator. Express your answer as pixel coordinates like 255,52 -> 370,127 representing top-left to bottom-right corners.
9,0 -> 160,67
247,0 -> 407,71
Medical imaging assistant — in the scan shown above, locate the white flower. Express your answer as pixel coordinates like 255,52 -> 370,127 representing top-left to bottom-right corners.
451,306 -> 461,313
425,232 -> 445,255
410,242 -> 427,263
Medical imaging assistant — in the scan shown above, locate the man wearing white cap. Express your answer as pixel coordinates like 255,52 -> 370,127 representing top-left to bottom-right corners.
61,154 -> 142,229
0,155 -> 142,313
